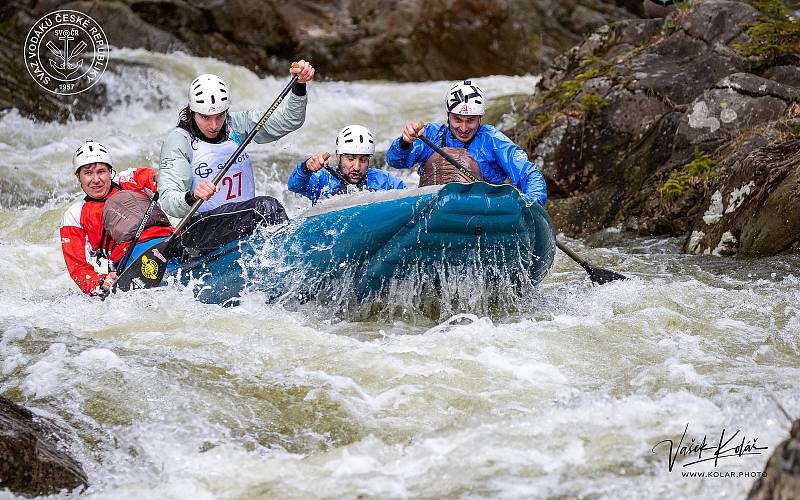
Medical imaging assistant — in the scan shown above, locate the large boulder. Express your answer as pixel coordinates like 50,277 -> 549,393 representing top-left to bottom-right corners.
0,396 -> 88,497
0,0 -> 636,79
266,0 -> 633,81
748,418 -> 800,500
0,0 -> 638,121
509,0 -> 800,255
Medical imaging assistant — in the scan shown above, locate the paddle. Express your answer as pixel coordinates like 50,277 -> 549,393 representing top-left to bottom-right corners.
553,239 -> 627,285
411,122 -> 627,285
113,63 -> 302,293
317,152 -> 350,184
302,151 -> 347,184
413,122 -> 479,182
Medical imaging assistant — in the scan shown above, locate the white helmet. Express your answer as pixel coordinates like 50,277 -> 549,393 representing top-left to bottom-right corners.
189,74 -> 230,114
446,80 -> 485,116
73,141 -> 113,172
336,125 -> 375,155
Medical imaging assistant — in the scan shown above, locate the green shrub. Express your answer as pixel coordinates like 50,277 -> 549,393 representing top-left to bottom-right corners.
661,146 -> 718,197
734,0 -> 800,67
542,58 -> 612,106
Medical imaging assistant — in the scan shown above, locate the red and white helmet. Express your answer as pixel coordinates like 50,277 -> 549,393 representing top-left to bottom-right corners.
336,125 -> 375,155
73,140 -> 113,172
446,80 -> 485,116
189,74 -> 230,114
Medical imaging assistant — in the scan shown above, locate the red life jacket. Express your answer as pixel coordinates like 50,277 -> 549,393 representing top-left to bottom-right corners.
60,168 -> 173,295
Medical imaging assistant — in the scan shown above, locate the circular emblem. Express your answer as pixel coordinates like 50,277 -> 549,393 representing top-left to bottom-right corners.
23,10 -> 109,96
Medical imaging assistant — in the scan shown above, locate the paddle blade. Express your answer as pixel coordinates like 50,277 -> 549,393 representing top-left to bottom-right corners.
580,262 -> 628,285
113,237 -> 176,292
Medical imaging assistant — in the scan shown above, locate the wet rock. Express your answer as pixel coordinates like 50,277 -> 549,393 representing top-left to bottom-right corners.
509,0 -> 800,255
1,0 -> 636,84
211,0 -> 634,81
642,0 -> 680,19
0,0 -> 641,120
675,73 -> 793,148
748,419 -> 800,500
685,131 -> 800,256
765,65 -> 800,88
0,396 -> 88,497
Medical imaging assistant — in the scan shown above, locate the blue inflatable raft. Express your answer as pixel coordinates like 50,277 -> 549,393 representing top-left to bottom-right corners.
168,182 -> 556,305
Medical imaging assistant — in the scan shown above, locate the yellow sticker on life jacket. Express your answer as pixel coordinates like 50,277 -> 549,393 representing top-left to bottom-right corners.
141,255 -> 159,280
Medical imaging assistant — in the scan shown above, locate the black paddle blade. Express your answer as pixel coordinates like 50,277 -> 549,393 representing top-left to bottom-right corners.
113,237 -> 176,292
580,262 -> 628,285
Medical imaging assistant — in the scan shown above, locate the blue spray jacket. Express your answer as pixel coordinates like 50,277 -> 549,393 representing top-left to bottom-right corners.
385,123 -> 547,205
288,161 -> 406,204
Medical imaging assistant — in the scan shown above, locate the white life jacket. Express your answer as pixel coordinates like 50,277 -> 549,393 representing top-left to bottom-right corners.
178,128 -> 256,213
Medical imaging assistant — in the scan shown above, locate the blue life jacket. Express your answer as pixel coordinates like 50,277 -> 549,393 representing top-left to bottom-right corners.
385,123 -> 547,205
288,162 -> 405,204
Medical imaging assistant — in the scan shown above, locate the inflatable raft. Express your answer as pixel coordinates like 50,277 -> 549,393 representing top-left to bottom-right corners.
169,182 -> 556,304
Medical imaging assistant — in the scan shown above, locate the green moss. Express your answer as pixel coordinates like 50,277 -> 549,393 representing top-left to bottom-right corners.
734,0 -> 800,67
541,57 -> 612,107
578,92 -> 609,116
526,56 -> 612,149
785,123 -> 800,139
575,67 -> 603,81
661,146 -> 718,197
579,56 -> 611,69
675,0 -> 694,13
662,2 -> 695,32
547,79 -> 584,102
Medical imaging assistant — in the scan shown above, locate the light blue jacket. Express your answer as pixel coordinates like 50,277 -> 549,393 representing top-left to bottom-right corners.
159,93 -> 307,218
385,123 -> 547,205
288,161 -> 405,204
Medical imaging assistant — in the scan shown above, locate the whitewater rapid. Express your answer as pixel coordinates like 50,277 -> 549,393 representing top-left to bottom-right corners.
0,49 -> 798,499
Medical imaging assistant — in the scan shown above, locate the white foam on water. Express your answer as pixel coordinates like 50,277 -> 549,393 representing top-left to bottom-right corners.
0,49 -> 797,500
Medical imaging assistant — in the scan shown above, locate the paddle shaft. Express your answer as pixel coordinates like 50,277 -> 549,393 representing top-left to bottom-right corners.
324,166 -> 350,185
169,73 -> 300,239
313,151 -> 351,185
414,121 -> 626,284
111,68 -> 301,293
554,239 -> 586,266
555,238 -> 628,284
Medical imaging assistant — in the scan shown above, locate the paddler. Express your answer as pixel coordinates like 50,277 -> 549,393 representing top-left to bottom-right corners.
288,125 -> 405,204
158,61 -> 315,257
384,80 -> 547,206
60,141 -> 173,295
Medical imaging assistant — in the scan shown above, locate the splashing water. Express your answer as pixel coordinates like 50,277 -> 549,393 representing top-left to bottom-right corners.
0,49 -> 798,499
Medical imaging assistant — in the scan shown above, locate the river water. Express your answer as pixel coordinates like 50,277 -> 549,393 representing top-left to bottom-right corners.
0,49 -> 798,499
